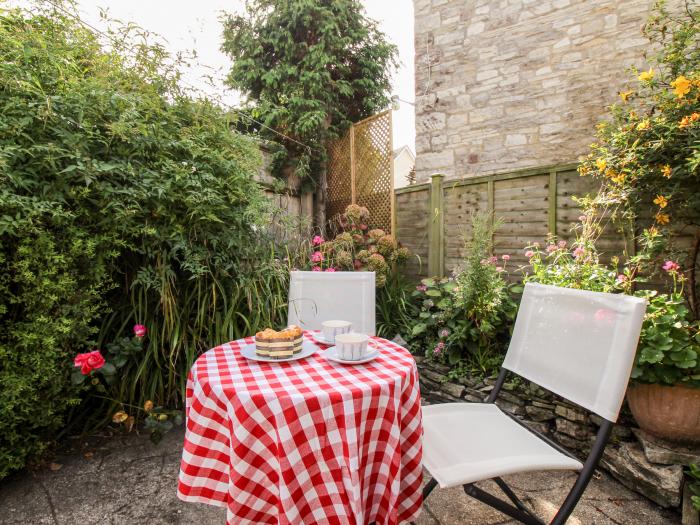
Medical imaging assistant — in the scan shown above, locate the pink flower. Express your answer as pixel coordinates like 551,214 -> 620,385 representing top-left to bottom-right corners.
74,350 -> 106,375
325,267 -> 336,272
133,324 -> 147,338
546,244 -> 557,253
439,328 -> 450,338
312,235 -> 324,246
360,224 -> 368,231
578,215 -> 587,222
496,266 -> 505,272
311,251 -> 323,263
489,256 -> 498,264
416,284 -> 428,292
573,247 -> 585,259
524,250 -> 535,258
662,260 -> 680,273
501,254 -> 511,261
616,274 -> 628,283
557,240 -> 567,248
312,266 -> 321,272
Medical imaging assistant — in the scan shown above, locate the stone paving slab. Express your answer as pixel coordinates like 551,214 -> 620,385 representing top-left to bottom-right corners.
0,428 -> 680,524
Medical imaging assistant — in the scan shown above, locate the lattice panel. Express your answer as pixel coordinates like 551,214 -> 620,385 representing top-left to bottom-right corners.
354,111 -> 393,233
326,131 -> 352,226
326,110 -> 393,233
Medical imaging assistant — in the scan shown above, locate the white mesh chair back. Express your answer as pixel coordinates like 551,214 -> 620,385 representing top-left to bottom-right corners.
287,271 -> 376,335
502,283 -> 646,422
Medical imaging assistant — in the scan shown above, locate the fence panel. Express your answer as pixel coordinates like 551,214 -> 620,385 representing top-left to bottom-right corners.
395,185 -> 429,278
394,164 -> 630,279
327,111 -> 394,233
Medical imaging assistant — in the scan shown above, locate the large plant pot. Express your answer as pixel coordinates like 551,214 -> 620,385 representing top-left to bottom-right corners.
627,383 -> 700,444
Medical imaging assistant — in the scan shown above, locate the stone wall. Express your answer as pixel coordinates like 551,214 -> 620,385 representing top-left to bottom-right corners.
416,356 -> 698,512
413,0 -> 667,183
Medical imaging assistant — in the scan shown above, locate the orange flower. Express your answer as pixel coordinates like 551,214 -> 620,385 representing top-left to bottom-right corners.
653,195 -> 668,208
661,164 -> 672,178
655,212 -> 670,225
112,411 -> 129,424
671,76 -> 691,98
679,113 -> 699,129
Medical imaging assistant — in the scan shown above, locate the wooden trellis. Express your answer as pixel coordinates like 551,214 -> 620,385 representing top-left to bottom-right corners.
326,110 -> 394,233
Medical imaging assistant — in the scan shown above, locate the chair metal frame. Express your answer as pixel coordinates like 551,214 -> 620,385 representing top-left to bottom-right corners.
420,366 -> 615,525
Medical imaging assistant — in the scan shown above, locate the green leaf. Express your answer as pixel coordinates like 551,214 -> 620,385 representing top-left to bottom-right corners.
100,362 -> 116,376
71,370 -> 86,385
411,323 -> 427,336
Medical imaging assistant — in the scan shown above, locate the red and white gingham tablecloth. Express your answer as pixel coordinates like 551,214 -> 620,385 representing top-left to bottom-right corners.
177,331 -> 423,525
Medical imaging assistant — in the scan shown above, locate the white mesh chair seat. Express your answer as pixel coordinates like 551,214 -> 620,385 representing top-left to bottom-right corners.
422,403 -> 582,489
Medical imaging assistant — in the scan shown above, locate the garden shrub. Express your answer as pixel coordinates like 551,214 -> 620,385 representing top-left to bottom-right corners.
407,212 -> 517,377
0,7 -> 277,476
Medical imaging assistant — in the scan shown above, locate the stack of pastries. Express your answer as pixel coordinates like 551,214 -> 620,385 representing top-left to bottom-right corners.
255,325 -> 303,359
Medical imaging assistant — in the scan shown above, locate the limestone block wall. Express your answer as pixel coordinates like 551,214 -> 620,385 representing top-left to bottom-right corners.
413,0 -> 661,182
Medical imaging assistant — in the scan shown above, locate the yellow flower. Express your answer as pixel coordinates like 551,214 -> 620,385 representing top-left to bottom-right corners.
610,172 -> 626,184
144,400 -> 154,413
661,164 -> 672,178
655,212 -> 670,225
653,195 -> 668,208
647,226 -> 659,237
595,158 -> 607,171
638,68 -> 654,82
619,91 -> 633,102
596,121 -> 607,130
112,411 -> 129,424
671,76 -> 691,98
636,119 -> 650,131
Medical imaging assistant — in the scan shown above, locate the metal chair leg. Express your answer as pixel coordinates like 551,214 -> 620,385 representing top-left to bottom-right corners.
463,483 -> 544,525
422,476 -> 438,500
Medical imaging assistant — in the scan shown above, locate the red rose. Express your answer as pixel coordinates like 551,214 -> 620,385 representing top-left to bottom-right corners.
74,350 -> 106,375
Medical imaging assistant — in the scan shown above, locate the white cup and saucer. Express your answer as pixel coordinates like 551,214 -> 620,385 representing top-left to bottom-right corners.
311,320 -> 352,345
324,332 -> 379,365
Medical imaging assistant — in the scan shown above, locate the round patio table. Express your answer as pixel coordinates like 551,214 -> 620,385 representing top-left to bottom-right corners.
177,331 -> 423,525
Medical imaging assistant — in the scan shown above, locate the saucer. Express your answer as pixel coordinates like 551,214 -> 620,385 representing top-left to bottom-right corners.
323,346 -> 379,365
310,332 -> 337,346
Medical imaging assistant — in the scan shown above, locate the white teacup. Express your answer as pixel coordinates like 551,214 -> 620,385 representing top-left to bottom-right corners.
335,332 -> 370,361
322,320 -> 352,343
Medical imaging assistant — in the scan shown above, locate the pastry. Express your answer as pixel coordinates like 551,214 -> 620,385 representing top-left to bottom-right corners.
255,325 -> 303,359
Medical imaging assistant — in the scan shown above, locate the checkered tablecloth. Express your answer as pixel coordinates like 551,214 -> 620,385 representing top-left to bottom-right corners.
177,332 -> 423,525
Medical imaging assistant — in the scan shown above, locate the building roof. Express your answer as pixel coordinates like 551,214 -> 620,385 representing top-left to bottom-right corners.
393,145 -> 415,160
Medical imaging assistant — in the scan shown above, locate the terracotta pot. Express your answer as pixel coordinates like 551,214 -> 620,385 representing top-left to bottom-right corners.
627,383 -> 700,444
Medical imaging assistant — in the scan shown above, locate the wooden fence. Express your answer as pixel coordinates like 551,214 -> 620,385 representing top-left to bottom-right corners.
395,163 -> 630,279
327,110 -> 395,233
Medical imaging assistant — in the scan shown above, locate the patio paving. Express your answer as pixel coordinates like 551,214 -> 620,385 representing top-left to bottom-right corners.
0,428 -> 680,525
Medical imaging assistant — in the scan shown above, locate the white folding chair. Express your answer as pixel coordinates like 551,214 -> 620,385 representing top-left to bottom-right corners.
420,282 -> 647,525
287,271 -> 376,335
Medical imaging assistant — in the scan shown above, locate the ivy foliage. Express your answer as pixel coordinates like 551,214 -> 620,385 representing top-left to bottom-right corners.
221,0 -> 398,178
0,5 -> 269,478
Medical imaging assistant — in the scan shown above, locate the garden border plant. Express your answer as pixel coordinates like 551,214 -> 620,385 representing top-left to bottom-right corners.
0,4 -> 298,477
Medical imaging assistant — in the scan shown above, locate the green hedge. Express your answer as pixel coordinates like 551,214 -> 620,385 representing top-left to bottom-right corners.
0,8 -> 284,478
